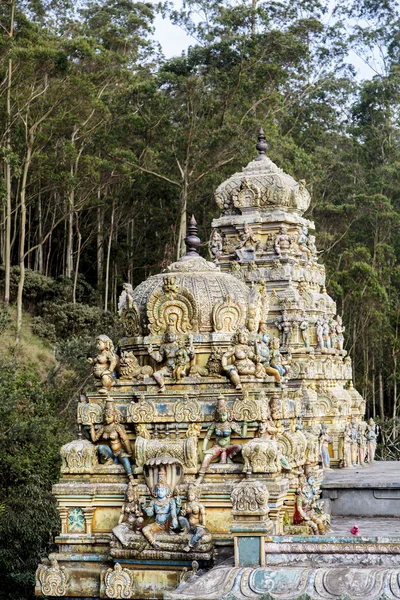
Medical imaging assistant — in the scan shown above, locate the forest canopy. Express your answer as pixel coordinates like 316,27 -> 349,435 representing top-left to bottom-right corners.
1,1 -> 400,596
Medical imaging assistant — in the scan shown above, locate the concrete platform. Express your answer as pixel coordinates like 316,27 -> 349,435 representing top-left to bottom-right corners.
322,461 -> 400,516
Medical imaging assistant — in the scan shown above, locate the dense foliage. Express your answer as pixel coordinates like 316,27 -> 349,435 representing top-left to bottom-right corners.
2,0 -> 400,597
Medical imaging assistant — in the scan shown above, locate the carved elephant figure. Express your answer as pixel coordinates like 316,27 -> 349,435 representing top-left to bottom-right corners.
242,438 -> 281,475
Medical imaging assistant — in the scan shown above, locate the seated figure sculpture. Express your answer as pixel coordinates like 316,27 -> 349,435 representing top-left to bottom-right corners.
222,328 -> 265,390
198,396 -> 247,479
88,334 -> 118,394
141,469 -> 179,549
147,324 -> 195,392
89,401 -> 134,482
242,416 -> 290,475
255,322 -> 283,387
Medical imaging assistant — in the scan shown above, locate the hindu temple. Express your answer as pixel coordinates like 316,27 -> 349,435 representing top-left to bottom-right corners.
35,131 -> 399,600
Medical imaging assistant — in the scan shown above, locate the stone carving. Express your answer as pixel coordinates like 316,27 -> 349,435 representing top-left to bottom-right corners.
293,472 -> 330,535
232,177 -> 261,208
60,437 -> 98,474
174,395 -> 202,422
242,418 -> 290,475
104,563 -> 135,599
297,226 -> 311,261
89,401 -> 134,482
116,482 -> 144,534
127,395 -> 156,423
190,347 -> 224,377
198,396 -> 247,478
299,313 -> 310,348
231,479 -> 269,516
118,283 -> 142,337
332,315 -> 345,352
274,225 -> 292,257
147,325 -> 195,392
366,417 -> 379,462
88,334 -> 118,394
270,337 -> 290,382
254,323 -> 283,387
135,427 -> 199,473
111,459 -> 213,561
77,398 -> 103,425
37,559 -> 68,597
234,225 -> 261,262
119,351 -> 153,381
232,390 -> 259,422
180,484 -> 209,552
358,421 -> 367,466
212,294 -> 246,333
275,310 -> 293,348
208,229 -> 223,260
147,276 -> 198,335
319,423 -> 331,470
222,328 -> 265,390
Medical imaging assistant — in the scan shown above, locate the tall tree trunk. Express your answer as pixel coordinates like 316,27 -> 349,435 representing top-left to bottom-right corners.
97,200 -> 104,306
16,139 -> 33,342
66,188 -> 74,278
72,212 -> 82,304
251,0 -> 257,35
372,353 -> 376,418
104,198 -> 115,312
37,186 -> 43,273
4,0 -> 15,305
379,370 -> 384,420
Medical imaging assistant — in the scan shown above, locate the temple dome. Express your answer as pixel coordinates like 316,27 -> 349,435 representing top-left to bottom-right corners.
119,217 -> 253,337
214,129 -> 311,216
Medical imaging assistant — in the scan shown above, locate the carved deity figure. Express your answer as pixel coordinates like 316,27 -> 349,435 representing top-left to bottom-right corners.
293,473 -> 328,534
366,418 -> 379,463
147,326 -> 195,392
141,469 -> 180,549
118,482 -> 144,532
319,423 -> 331,469
297,226 -> 311,261
89,402 -> 134,482
308,235 -> 317,261
88,334 -> 118,394
275,310 -> 293,348
350,417 -> 359,466
322,319 -> 331,350
198,396 -> 247,478
208,230 -> 223,260
222,328 -> 265,390
358,422 -> 367,466
180,484 -> 208,552
254,323 -> 283,387
118,282 -> 135,315
234,225 -> 260,262
270,337 -> 290,382
333,315 -> 345,352
299,313 -> 310,348
274,225 -> 292,257
316,319 -> 324,350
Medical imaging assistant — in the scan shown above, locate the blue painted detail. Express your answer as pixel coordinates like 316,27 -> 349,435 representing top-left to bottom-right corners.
68,508 -> 85,533
238,537 -> 260,567
115,559 -> 201,566
156,403 -> 168,414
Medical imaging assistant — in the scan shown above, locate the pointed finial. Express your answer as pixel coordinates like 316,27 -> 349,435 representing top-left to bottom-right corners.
255,127 -> 267,160
184,214 -> 201,257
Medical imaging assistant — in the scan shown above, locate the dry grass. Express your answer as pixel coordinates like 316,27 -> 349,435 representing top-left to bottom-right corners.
1,307 -> 57,378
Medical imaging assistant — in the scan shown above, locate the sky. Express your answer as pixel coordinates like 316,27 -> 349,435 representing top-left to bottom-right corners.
152,1 -> 377,80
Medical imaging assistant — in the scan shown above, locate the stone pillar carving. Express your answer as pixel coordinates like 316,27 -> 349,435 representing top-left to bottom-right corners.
231,480 -> 273,568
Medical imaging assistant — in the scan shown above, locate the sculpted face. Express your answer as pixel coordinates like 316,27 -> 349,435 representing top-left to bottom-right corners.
238,332 -> 248,345
188,489 -> 196,501
155,485 -> 168,500
105,410 -> 114,424
166,331 -> 177,343
97,339 -> 106,351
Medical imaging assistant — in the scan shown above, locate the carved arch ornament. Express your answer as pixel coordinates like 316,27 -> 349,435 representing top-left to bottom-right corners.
121,303 -> 142,336
146,276 -> 199,335
212,294 -> 246,333
37,559 -> 68,597
104,563 -> 135,599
